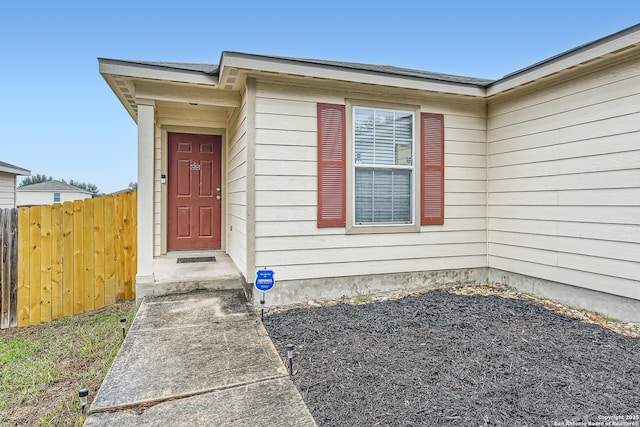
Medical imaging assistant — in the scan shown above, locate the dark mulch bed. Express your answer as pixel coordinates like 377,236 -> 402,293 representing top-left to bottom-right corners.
265,289 -> 640,426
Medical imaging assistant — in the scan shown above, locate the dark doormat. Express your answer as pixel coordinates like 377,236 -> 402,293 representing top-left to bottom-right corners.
176,256 -> 216,264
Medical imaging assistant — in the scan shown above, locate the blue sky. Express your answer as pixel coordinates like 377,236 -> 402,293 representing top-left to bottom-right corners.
1,1 -> 639,193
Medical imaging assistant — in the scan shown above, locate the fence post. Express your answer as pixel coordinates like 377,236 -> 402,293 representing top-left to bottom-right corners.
0,208 -> 19,328
0,209 -> 8,329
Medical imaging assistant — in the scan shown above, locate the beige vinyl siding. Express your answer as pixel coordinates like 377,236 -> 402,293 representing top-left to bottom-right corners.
0,172 -> 16,208
253,79 -> 487,282
487,54 -> 640,301
226,88 -> 249,277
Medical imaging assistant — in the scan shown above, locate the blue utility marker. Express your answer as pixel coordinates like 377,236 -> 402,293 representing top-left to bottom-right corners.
255,269 -> 275,292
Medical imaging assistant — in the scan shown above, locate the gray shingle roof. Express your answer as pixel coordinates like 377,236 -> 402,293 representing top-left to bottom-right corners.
224,52 -> 494,86
18,180 -> 93,193
103,54 -> 493,87
105,59 -> 219,75
102,23 -> 640,91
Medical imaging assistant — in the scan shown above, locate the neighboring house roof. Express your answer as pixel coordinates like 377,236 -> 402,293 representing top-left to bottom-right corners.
18,180 -> 93,194
109,188 -> 134,195
0,160 -> 30,176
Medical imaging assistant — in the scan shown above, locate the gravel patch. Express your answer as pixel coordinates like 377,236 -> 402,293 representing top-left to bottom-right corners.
265,288 -> 640,426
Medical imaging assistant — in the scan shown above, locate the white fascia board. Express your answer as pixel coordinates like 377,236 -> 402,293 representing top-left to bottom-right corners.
220,54 -> 486,97
99,59 -> 219,86
487,26 -> 640,96
0,165 -> 30,175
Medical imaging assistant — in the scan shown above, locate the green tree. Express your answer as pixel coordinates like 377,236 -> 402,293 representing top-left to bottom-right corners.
127,182 -> 137,191
68,180 -> 102,197
19,174 -> 53,187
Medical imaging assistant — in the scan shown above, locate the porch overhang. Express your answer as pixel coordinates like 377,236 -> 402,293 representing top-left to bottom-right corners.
98,58 -> 240,122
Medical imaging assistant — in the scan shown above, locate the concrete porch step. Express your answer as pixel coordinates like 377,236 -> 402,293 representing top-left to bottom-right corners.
138,251 -> 246,301
146,275 -> 245,296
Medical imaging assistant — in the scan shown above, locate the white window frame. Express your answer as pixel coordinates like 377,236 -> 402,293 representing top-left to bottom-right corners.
345,100 -> 421,234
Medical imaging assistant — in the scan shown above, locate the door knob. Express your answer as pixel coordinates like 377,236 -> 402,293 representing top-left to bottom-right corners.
216,195 -> 222,200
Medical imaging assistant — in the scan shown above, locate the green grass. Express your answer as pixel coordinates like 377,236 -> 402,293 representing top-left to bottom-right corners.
353,294 -> 371,304
0,301 -> 136,426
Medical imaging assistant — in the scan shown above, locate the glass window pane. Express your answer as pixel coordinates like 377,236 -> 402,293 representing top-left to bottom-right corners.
354,108 -> 374,164
354,108 -> 413,166
374,110 -> 395,165
355,168 -> 411,224
395,112 -> 413,144
353,107 -> 414,225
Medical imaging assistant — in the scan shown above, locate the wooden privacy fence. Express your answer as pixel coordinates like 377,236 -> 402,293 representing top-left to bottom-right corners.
0,208 -> 18,328
0,191 -> 137,329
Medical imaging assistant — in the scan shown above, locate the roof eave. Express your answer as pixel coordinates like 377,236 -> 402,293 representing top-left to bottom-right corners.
220,52 -> 487,97
487,23 -> 640,96
98,58 -> 220,86
0,165 -> 31,176
98,58 -> 223,123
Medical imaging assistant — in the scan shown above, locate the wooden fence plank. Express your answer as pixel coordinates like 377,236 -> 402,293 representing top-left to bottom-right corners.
9,208 -> 18,328
131,191 -> 138,299
62,202 -> 74,317
114,195 -> 125,301
73,200 -> 83,314
123,192 -> 133,301
0,209 -> 19,329
51,204 -> 63,320
29,207 -> 41,326
17,208 -> 30,326
1,209 -> 8,328
83,198 -> 94,312
104,196 -> 116,306
40,205 -> 52,323
93,197 -> 105,310
6,191 -> 138,328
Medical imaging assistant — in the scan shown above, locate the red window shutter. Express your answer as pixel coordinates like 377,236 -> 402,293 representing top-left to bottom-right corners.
421,113 -> 444,225
317,103 -> 346,227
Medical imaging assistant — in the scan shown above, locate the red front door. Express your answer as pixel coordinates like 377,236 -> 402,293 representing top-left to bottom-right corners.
168,133 -> 222,250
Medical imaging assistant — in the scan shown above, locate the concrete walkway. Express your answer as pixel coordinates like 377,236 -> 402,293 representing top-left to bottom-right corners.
84,289 -> 316,426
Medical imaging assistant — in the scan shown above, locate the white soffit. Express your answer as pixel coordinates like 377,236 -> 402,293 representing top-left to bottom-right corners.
219,54 -> 487,97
